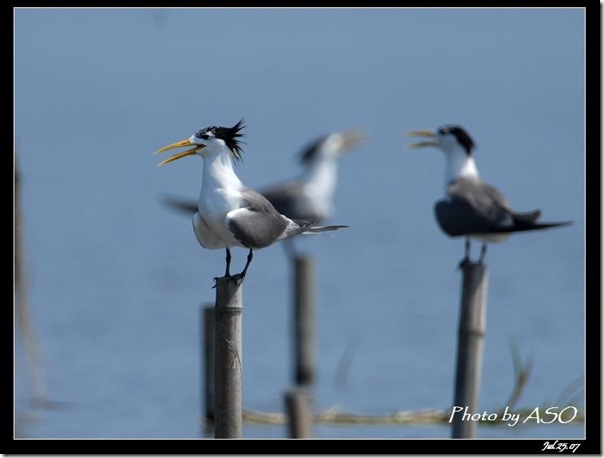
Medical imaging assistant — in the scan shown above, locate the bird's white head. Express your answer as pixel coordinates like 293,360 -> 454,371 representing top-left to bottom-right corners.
405,124 -> 479,183
405,124 -> 475,155
155,119 -> 245,166
299,128 -> 365,166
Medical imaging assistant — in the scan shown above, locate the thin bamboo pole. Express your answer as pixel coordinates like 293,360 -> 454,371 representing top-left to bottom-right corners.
451,260 -> 489,438
214,277 -> 243,439
292,255 -> 315,387
284,388 -> 312,438
15,158 -> 45,400
201,304 -> 215,429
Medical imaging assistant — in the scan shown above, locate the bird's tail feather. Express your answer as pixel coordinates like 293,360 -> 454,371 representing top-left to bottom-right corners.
305,224 -> 349,233
162,195 -> 198,215
292,219 -> 348,234
512,210 -> 541,223
512,220 -> 573,232
509,209 -> 572,232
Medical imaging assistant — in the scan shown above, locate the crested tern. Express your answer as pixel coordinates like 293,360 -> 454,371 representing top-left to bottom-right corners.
406,124 -> 571,264
155,119 -> 347,283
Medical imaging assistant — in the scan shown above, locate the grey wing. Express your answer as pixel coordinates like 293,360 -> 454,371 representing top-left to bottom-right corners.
435,178 -> 516,236
226,188 -> 289,249
260,180 -> 318,221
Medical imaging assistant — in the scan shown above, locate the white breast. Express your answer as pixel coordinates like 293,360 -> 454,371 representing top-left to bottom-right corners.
197,187 -> 244,248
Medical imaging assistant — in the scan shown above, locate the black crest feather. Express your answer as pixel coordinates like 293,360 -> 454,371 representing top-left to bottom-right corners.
439,125 -> 475,155
195,118 -> 246,161
217,119 -> 245,161
299,134 -> 329,165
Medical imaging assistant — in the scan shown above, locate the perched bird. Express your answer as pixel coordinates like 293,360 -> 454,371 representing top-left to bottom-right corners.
155,119 -> 347,283
405,124 -> 571,264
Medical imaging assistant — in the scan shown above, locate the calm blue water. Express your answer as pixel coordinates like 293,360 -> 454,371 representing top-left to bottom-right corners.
14,8 -> 585,442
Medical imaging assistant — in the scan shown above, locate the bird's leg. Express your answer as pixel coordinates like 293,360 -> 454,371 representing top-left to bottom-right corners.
458,238 -> 472,270
213,248 -> 232,287
239,249 -> 254,277
478,243 -> 487,265
231,249 -> 254,285
225,248 -> 232,277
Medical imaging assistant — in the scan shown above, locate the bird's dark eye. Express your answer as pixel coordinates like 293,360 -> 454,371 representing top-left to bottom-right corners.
438,127 -> 448,135
195,126 -> 216,140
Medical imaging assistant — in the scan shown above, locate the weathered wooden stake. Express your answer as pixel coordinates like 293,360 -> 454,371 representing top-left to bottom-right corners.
292,255 -> 315,387
201,304 -> 215,429
15,158 -> 45,400
451,260 -> 489,439
284,388 -> 312,438
214,277 -> 243,439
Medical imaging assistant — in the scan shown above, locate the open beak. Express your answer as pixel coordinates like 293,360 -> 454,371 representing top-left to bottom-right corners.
338,128 -> 366,154
155,139 -> 205,166
404,130 -> 441,150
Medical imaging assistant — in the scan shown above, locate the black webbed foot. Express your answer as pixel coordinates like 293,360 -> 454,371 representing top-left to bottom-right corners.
212,273 -> 247,288
457,256 -> 472,271
229,272 -> 246,286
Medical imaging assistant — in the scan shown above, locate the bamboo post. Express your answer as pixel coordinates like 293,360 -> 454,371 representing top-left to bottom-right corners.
201,304 -> 215,430
284,388 -> 312,438
292,255 -> 315,387
451,260 -> 489,438
15,158 -> 45,400
214,277 -> 243,439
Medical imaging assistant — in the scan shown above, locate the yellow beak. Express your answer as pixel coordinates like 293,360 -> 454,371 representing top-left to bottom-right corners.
339,128 -> 366,153
404,130 -> 440,150
154,139 -> 205,166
